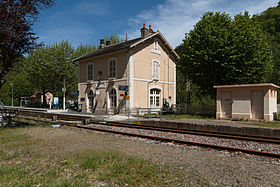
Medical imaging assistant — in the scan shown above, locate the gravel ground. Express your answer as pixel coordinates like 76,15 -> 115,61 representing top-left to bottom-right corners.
87,123 -> 280,154
19,126 -> 280,186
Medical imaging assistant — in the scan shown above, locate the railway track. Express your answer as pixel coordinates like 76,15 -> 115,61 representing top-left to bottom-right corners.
8,109 -> 280,159
90,121 -> 280,144
64,123 -> 280,159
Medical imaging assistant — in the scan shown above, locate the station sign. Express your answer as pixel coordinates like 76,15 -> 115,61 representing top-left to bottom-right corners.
80,97 -> 85,101
70,91 -> 79,95
118,85 -> 129,91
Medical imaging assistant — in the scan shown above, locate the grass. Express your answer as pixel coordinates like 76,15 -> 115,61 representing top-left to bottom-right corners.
245,121 -> 280,128
163,113 -> 214,120
0,126 -> 186,186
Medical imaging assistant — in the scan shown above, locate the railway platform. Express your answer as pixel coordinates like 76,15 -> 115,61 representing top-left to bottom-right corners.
5,106 -> 280,138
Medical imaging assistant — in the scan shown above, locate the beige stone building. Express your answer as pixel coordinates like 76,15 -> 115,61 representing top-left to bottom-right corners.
73,24 -> 179,114
214,83 -> 278,121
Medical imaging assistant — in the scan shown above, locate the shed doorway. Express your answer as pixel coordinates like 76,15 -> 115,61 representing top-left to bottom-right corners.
251,90 -> 264,119
221,91 -> 232,118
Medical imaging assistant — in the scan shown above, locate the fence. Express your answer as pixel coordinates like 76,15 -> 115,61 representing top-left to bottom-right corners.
92,102 -> 216,119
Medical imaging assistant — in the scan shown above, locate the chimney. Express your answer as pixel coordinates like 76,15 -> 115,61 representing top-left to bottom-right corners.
106,40 -> 111,46
126,33 -> 128,41
141,24 -> 154,38
99,39 -> 105,48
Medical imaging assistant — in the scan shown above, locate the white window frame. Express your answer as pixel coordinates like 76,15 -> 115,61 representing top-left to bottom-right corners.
108,57 -> 117,78
151,39 -> 161,55
87,62 -> 94,81
148,86 -> 162,109
152,60 -> 160,81
154,40 -> 158,50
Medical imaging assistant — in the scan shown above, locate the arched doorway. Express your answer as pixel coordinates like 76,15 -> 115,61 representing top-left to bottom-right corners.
149,88 -> 161,108
109,88 -> 117,109
88,90 -> 94,111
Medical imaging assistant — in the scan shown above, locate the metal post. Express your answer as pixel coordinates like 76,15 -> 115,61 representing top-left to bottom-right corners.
10,84 -> 13,107
63,79 -> 66,110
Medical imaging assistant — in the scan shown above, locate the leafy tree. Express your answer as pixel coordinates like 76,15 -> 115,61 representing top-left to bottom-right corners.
255,2 -> 280,86
0,0 -> 54,89
180,11 -> 272,97
23,41 -> 76,106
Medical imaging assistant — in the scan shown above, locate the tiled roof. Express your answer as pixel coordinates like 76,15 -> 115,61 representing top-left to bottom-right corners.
73,38 -> 142,62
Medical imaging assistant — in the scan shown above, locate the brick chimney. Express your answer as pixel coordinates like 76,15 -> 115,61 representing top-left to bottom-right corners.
99,39 -> 105,48
106,40 -> 111,46
141,24 -> 154,38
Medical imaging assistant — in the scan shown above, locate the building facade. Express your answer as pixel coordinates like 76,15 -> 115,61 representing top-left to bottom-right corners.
74,24 -> 179,114
214,83 -> 278,121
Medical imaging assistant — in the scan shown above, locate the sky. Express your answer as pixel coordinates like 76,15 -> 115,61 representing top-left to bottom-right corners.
33,0 -> 279,49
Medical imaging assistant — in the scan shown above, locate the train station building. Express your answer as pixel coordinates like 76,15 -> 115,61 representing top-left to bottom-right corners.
73,24 -> 179,114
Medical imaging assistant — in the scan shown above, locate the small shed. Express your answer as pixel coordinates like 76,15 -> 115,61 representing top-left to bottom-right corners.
214,83 -> 279,121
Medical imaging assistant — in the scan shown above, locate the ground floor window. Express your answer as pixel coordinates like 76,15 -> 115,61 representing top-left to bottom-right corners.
150,88 -> 160,108
110,88 -> 117,109
88,90 -> 94,108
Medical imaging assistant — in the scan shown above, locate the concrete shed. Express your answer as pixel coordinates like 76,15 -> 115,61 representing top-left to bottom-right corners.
214,83 -> 279,121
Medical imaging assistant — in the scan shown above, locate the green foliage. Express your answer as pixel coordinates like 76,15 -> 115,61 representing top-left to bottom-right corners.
255,3 -> 280,87
180,11 -> 273,97
103,34 -> 125,45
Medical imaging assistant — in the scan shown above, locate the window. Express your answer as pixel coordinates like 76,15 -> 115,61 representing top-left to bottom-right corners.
151,39 -> 161,54
87,63 -> 93,81
110,88 -> 117,109
150,89 -> 160,108
88,90 -> 94,108
108,58 -> 117,78
152,60 -> 160,80
154,40 -> 158,50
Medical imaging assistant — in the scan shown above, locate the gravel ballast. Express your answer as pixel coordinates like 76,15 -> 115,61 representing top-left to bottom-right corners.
88,123 -> 280,154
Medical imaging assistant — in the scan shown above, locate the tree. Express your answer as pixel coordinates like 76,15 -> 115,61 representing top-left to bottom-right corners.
180,11 -> 272,97
255,2 -> 280,86
23,41 -> 76,106
0,0 -> 54,89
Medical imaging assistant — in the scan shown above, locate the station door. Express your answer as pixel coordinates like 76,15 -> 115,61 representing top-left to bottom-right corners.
251,90 -> 264,119
221,91 -> 232,118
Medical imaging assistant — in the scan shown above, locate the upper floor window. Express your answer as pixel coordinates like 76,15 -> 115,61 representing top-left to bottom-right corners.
152,60 -> 160,80
154,40 -> 158,50
87,63 -> 93,81
151,39 -> 161,54
108,58 -> 117,78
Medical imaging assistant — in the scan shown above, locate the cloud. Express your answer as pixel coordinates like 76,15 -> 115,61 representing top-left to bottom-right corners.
125,0 -> 278,48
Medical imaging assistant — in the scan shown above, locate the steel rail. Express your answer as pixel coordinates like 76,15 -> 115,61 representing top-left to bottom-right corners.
64,124 -> 280,159
91,121 -> 280,144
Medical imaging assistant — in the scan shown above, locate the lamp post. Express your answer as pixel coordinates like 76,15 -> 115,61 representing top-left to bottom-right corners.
10,84 -> 13,107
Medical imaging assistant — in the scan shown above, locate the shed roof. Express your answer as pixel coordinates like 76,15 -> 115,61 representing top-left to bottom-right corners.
73,31 -> 179,62
213,83 -> 279,89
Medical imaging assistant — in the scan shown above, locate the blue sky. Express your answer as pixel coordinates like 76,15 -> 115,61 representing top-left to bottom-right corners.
33,0 -> 279,48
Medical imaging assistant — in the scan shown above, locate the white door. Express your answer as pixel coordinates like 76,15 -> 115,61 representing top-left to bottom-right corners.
251,90 -> 263,119
221,91 -> 232,118
149,89 -> 160,108
110,88 -> 117,109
